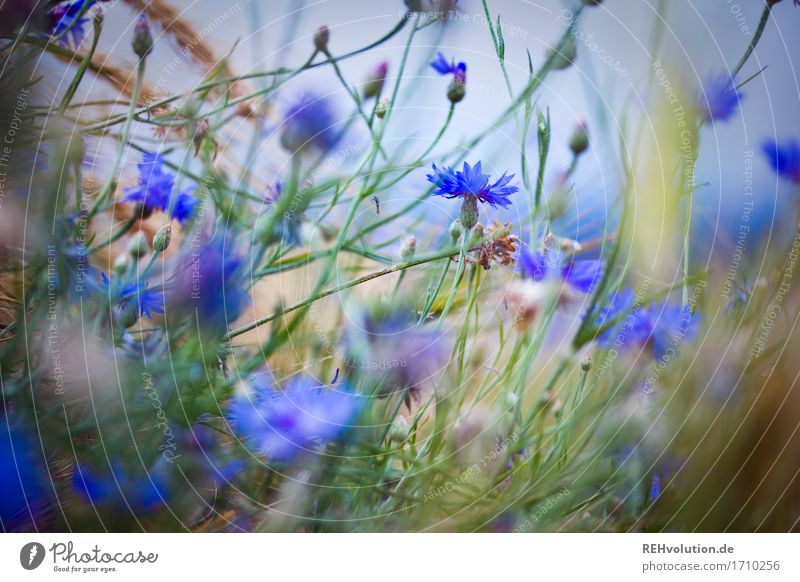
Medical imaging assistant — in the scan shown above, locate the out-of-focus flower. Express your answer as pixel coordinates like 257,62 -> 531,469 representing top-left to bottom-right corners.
430,52 -> 466,78
762,139 -> 800,184
73,461 -> 169,513
343,306 -> 450,407
505,279 -> 549,331
517,244 -> 604,294
595,289 -> 700,361
1,425 -> 50,531
427,161 -> 518,208
100,273 -> 164,322
122,153 -> 198,224
228,373 -> 362,462
170,234 -> 249,333
279,93 -> 341,153
47,0 -> 98,47
363,61 -> 389,99
169,425 -> 244,488
430,52 -> 466,103
696,73 -> 742,123
569,120 -> 590,156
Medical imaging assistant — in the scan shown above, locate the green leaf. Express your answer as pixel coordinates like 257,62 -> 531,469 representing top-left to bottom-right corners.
496,14 -> 505,61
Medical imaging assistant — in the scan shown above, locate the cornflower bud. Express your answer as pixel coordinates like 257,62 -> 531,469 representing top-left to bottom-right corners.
313,25 -> 330,52
449,219 -> 462,241
375,97 -> 390,119
153,224 -> 172,253
132,14 -> 153,60
387,415 -> 410,445
363,61 -> 389,99
400,235 -> 417,259
447,70 -> 466,103
548,35 -> 577,70
113,253 -> 131,275
569,120 -> 590,156
127,231 -> 149,259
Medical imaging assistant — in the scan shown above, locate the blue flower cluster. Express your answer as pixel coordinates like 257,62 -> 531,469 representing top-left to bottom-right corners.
596,289 -> 700,362
122,153 -> 199,224
229,372 -> 362,462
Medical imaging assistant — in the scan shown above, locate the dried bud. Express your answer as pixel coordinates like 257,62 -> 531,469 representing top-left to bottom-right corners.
569,120 -> 590,156
400,235 -> 417,259
132,14 -> 153,60
153,224 -> 172,253
363,61 -> 389,99
127,231 -> 149,259
375,97 -> 390,119
313,25 -> 330,52
460,195 -> 479,230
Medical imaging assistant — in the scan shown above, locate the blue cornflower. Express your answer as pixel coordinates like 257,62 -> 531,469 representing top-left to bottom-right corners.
427,161 -> 518,208
517,244 -> 604,294
696,73 -> 742,123
101,273 -> 164,320
48,0 -> 97,47
430,52 -> 467,103
122,153 -> 199,224
762,139 -> 800,184
596,289 -> 700,361
431,52 -> 466,79
228,373 -> 362,462
172,234 -> 249,332
166,424 -> 244,488
1,424 -> 50,531
73,461 -> 169,513
279,93 -> 341,153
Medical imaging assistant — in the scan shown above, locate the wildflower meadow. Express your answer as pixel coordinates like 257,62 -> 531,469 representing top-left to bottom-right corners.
3,0 -> 800,542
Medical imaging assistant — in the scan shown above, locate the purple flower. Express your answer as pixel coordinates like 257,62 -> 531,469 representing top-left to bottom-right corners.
343,308 -> 450,407
430,52 -> 466,82
73,461 -> 169,513
427,161 -> 518,208
763,139 -> 800,184
122,153 -> 198,224
696,73 -> 742,123
171,234 -> 249,333
517,244 -> 604,294
279,93 -> 341,153
48,0 -> 97,47
1,424 -> 50,531
228,373 -> 362,462
596,289 -> 700,361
